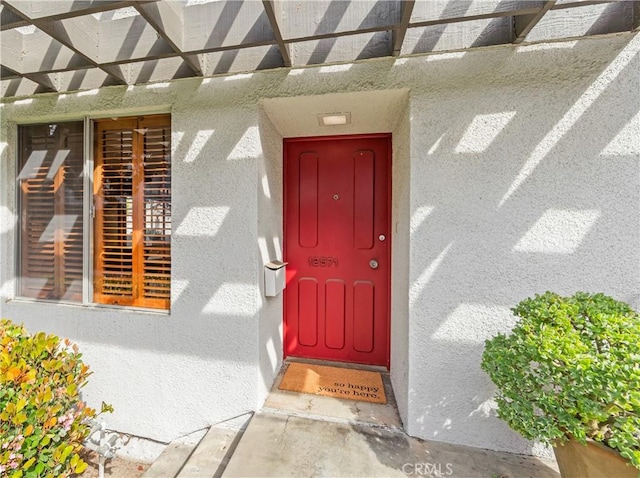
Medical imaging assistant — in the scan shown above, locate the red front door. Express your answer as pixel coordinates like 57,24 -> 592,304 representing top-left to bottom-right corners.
284,134 -> 391,368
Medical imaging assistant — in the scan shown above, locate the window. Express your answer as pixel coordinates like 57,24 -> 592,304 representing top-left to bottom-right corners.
17,114 -> 171,310
94,115 -> 171,309
18,121 -> 85,301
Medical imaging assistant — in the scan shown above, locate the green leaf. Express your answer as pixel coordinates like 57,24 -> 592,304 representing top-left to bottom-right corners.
482,292 -> 640,470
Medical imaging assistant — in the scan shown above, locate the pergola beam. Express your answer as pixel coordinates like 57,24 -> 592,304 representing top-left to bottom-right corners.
0,3 -> 28,30
1,0 -> 634,98
409,6 -> 541,29
0,3 -> 581,78
0,63 -> 56,92
552,0 -> 617,11
262,0 -> 291,67
392,0 -> 414,56
4,1 -> 153,24
133,0 -> 202,75
0,65 -> 18,79
513,1 -> 557,44
1,0 -> 128,84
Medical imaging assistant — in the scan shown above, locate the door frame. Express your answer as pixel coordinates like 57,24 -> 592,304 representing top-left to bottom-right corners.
282,133 -> 393,369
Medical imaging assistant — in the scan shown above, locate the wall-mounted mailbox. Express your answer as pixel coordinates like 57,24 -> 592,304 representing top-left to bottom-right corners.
264,260 -> 287,297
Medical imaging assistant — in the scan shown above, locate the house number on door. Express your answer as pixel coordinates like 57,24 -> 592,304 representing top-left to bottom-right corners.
308,256 -> 339,267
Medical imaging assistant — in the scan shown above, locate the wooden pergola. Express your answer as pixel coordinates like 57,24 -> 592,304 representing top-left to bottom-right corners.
1,0 -> 639,98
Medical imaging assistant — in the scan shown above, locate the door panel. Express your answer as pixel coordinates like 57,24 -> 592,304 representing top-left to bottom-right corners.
298,278 -> 318,347
284,135 -> 390,367
298,153 -> 319,248
325,279 -> 346,349
354,151 -> 375,249
353,281 -> 375,353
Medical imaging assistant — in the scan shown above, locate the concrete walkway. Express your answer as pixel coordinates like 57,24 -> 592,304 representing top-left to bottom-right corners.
222,410 -> 559,478
145,360 -> 560,478
221,361 -> 559,478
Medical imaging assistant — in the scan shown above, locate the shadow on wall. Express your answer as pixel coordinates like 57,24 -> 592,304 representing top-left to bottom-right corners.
0,97 -> 278,439
0,24 -> 638,449
1,39 -> 637,339
405,35 -> 640,455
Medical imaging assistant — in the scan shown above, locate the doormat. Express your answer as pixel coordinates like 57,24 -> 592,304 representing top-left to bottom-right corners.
278,362 -> 386,404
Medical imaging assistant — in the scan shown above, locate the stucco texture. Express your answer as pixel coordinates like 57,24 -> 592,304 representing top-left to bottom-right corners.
1,32 -> 639,459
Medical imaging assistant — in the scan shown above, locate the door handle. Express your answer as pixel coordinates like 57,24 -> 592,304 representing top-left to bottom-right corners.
369,259 -> 379,269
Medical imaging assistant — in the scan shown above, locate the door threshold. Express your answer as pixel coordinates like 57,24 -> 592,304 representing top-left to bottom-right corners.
284,356 -> 389,373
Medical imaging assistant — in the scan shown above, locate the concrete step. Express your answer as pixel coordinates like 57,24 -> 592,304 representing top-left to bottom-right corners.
141,442 -> 196,478
177,427 -> 243,478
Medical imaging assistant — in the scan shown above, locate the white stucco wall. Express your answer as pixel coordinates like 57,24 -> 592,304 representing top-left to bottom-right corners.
256,110 -> 285,400
389,97 -> 411,427
405,35 -> 640,456
1,32 -> 638,459
1,98 -> 266,444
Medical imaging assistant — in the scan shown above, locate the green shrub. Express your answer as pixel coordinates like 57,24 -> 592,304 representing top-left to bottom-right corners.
0,319 -> 96,477
481,292 -> 640,469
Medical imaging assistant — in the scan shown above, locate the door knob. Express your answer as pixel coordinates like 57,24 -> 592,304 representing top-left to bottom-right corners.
369,259 -> 379,269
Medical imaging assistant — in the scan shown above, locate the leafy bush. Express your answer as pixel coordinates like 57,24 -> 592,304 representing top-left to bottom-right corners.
0,319 -> 96,477
481,292 -> 640,469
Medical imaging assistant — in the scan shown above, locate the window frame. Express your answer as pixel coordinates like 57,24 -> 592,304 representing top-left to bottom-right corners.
14,113 -> 172,313
16,119 -> 87,304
